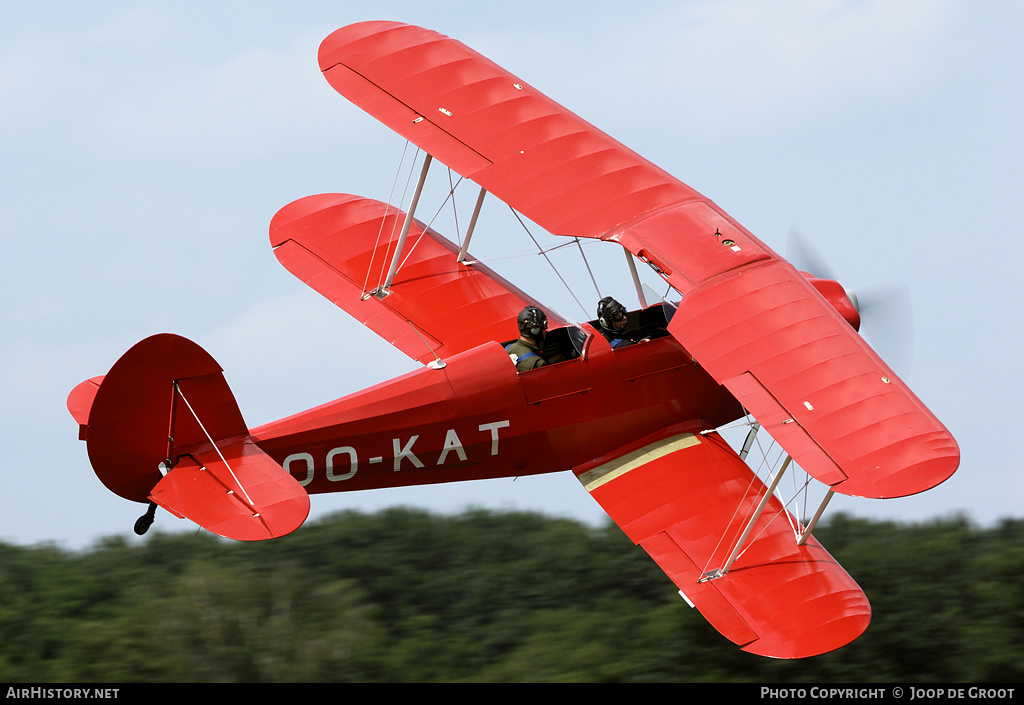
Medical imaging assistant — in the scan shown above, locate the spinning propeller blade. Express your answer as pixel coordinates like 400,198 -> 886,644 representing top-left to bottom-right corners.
788,226 -> 915,377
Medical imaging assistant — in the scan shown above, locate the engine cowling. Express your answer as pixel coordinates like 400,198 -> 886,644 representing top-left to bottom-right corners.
803,274 -> 861,331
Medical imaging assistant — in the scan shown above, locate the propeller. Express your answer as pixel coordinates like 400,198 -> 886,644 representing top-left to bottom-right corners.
787,226 -> 915,378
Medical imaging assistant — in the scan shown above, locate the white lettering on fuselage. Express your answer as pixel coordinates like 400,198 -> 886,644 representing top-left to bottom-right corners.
283,420 -> 511,486
393,435 -> 423,470
326,447 -> 357,481
437,429 -> 467,464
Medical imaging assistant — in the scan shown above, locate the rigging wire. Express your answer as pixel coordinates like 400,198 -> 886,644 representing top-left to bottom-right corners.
508,205 -> 589,318
366,144 -> 422,295
174,382 -> 254,509
701,413 -> 825,576
447,167 -> 462,240
370,140 -> 620,321
369,141 -> 657,323
699,420 -> 764,577
363,141 -> 412,296
461,239 -> 587,266
574,237 -> 602,300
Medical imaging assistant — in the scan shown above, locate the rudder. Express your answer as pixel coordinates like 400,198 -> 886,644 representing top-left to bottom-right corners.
69,334 -> 309,541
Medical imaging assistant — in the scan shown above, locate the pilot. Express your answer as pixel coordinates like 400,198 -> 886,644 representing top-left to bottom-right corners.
597,296 -> 646,349
506,305 -> 549,372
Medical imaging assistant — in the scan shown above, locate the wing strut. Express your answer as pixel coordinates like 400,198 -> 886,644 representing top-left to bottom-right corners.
797,489 -> 835,545
624,249 -> 648,308
738,421 -> 762,461
705,454 -> 793,581
457,186 -> 487,263
374,153 -> 433,298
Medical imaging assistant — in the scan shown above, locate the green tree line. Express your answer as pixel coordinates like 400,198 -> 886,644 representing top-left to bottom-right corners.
0,510 -> 1020,682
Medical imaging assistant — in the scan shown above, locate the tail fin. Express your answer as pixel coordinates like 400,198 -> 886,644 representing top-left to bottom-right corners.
68,334 -> 309,541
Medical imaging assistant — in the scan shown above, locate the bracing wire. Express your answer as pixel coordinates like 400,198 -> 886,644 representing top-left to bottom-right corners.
508,206 -> 589,318
367,141 -> 607,320
725,470 -> 818,567
365,144 -> 422,295
447,167 -> 462,240
363,141 -> 412,295
698,425 -> 764,576
365,141 -> 655,325
701,412 -> 824,576
174,382 -> 255,508
574,237 -> 602,300
461,239 -> 584,266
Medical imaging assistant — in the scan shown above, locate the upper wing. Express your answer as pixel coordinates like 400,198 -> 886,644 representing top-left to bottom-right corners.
317,21 -> 959,498
318,21 -> 698,240
576,430 -> 870,659
270,193 -> 568,364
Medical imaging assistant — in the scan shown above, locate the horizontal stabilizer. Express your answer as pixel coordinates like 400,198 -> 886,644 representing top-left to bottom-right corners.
577,431 -> 870,658
69,333 -> 310,540
150,438 -> 309,541
67,376 -> 103,441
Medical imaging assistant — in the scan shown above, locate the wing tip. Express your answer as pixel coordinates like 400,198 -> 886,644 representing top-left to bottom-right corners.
741,609 -> 872,659
832,435 -> 961,499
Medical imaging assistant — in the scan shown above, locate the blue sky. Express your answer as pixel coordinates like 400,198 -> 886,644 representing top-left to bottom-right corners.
2,1 -> 1021,549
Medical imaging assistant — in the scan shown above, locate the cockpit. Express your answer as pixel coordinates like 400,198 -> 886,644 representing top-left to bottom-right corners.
501,301 -> 676,371
500,324 -> 588,369
588,301 -> 675,348
538,324 -> 589,362
499,302 -> 684,403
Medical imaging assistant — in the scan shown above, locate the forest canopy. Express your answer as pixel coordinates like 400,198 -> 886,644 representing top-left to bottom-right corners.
1,510 -> 1020,683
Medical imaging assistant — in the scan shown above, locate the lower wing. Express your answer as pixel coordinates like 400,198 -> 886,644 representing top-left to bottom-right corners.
576,430 -> 870,659
270,193 -> 567,364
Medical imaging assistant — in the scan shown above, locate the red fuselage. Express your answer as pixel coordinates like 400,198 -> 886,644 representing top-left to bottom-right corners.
251,322 -> 744,494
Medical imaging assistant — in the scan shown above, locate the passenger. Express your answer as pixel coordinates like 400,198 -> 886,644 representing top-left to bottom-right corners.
596,296 -> 647,348
506,306 -> 549,372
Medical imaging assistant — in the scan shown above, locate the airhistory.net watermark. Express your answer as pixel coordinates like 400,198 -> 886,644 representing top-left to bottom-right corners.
6,688 -> 119,699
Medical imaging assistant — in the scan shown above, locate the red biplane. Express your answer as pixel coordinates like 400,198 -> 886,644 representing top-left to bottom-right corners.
67,21 -> 959,659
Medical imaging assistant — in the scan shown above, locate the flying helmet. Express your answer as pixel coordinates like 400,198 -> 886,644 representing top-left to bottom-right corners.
597,296 -> 627,332
517,305 -> 548,340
